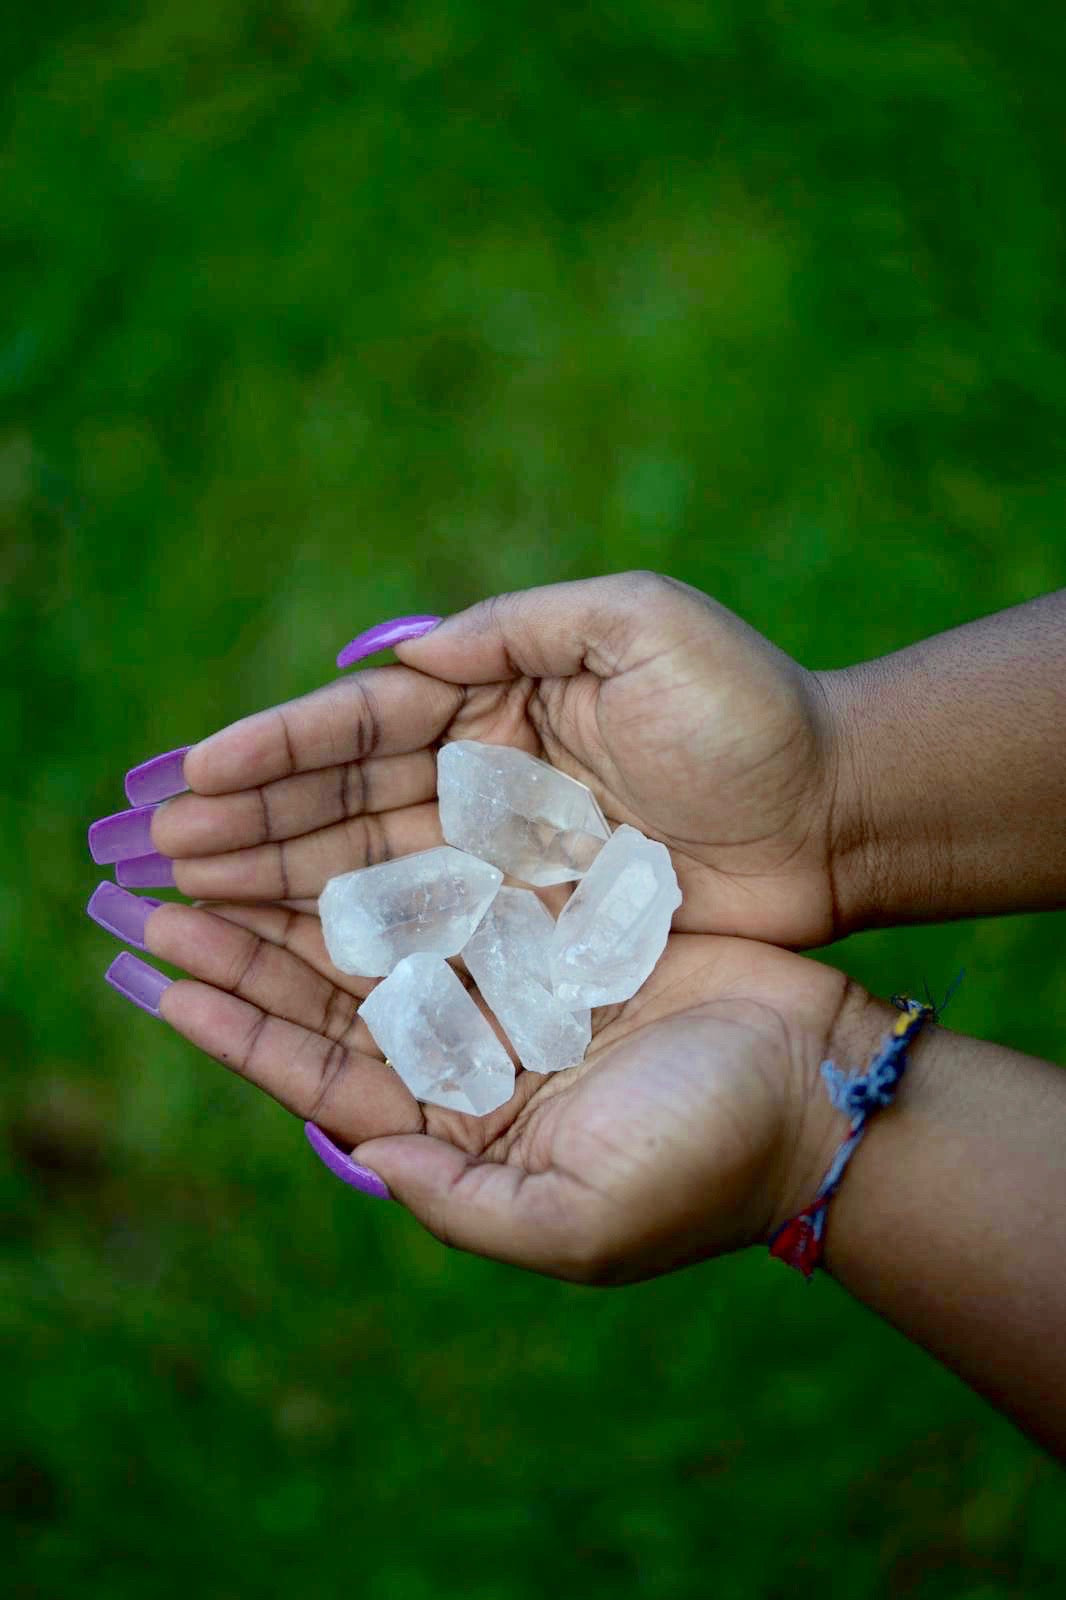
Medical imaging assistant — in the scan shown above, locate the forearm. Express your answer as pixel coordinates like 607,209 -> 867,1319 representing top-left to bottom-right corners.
821,589 -> 1066,932
809,993 -> 1066,1459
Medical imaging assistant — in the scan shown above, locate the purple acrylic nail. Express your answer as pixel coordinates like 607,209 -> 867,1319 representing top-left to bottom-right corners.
88,803 -> 160,865
125,746 -> 191,806
105,952 -> 172,1018
305,1122 -> 391,1199
87,882 -> 162,950
115,852 -> 176,889
336,614 -> 442,670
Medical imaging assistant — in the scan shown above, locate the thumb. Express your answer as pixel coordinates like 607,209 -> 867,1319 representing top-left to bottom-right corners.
353,1133 -> 600,1281
394,571 -> 698,685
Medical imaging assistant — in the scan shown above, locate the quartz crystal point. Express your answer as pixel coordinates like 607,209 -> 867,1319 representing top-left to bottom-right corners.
437,740 -> 610,886
358,953 -> 515,1115
463,887 -> 592,1075
549,824 -> 682,1007
319,846 -> 502,977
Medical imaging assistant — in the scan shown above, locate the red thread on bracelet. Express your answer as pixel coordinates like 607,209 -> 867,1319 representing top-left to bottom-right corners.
769,997 -> 936,1279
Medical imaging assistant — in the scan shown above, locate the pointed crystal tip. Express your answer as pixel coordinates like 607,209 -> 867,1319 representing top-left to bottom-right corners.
549,825 -> 682,1007
359,953 -> 516,1115
463,887 -> 592,1074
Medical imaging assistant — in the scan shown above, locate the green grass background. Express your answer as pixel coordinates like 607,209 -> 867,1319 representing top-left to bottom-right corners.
3,2 -> 1065,1594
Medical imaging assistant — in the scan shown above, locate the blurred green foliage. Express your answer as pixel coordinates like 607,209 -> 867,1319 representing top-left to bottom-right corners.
2,2 -> 1064,1595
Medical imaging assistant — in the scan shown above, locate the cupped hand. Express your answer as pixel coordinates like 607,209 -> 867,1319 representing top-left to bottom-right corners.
151,573 -> 843,947
143,899 -> 850,1283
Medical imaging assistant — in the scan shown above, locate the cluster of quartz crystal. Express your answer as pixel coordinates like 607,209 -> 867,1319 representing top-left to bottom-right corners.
319,742 -> 681,1116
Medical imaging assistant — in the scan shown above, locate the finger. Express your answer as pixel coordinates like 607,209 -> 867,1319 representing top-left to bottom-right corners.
351,1134 -> 605,1279
203,897 -> 576,1016
158,979 -> 422,1144
184,666 -> 463,794
153,749 -> 436,858
203,902 -> 494,1034
392,572 -> 690,685
197,902 -> 366,991
146,902 -> 376,1027
170,800 -> 442,900
193,899 -> 320,914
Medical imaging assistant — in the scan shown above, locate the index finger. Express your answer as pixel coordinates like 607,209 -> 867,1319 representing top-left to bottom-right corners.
184,665 -> 464,795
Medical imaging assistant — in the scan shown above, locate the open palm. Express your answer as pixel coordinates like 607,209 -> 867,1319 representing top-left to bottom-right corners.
152,574 -> 841,947
147,896 -> 848,1282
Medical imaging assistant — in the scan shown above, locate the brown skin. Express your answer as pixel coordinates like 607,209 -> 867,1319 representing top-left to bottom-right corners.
153,573 -> 1066,943
824,585 -> 1066,929
148,903 -> 848,1280
803,991 -> 1066,1463
152,573 -> 842,945
148,902 -> 1066,1460
140,572 -> 1066,1456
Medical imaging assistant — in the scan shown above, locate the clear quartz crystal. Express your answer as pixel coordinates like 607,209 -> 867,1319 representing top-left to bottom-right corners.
319,845 -> 502,977
358,953 -> 515,1115
437,741 -> 610,886
463,887 -> 592,1075
549,824 -> 682,1007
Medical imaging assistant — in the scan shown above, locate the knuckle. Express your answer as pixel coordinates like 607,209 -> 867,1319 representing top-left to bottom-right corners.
228,931 -> 267,994
619,569 -> 672,598
274,707 -> 297,775
339,760 -> 366,819
321,984 -> 357,1042
483,590 -> 524,626
619,569 -> 697,611
306,1038 -> 348,1121
348,678 -> 384,762
482,592 -> 527,676
360,812 -> 391,867
238,1011 -> 270,1076
274,840 -> 292,900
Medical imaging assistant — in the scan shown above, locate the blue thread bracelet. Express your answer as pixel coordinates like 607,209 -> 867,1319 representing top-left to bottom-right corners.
769,997 -> 936,1279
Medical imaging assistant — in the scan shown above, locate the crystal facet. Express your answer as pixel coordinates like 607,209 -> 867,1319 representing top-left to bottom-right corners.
437,741 -> 610,886
549,824 -> 682,1007
319,846 -> 502,976
358,953 -> 515,1115
463,887 -> 592,1075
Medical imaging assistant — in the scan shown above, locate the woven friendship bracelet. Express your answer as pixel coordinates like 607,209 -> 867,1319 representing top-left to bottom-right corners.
768,997 -> 936,1279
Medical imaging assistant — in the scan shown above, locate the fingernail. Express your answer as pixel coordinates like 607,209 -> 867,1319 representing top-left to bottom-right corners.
87,882 -> 162,950
305,1122 -> 391,1199
125,746 -> 191,806
336,614 -> 442,670
104,952 -> 172,1018
115,852 -> 176,889
88,803 -> 160,864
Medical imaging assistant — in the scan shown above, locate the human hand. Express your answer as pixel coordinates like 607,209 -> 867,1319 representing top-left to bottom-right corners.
112,573 -> 844,947
97,888 -> 1066,1456
105,898 -> 850,1282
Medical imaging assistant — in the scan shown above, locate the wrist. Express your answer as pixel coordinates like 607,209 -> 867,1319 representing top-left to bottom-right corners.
814,661 -> 954,938
762,973 -> 877,1243
813,664 -> 880,939
764,978 -> 911,1248
811,1006 -> 1066,1457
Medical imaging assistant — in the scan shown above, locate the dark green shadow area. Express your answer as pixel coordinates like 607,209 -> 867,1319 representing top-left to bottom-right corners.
3,4 -> 1064,1596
